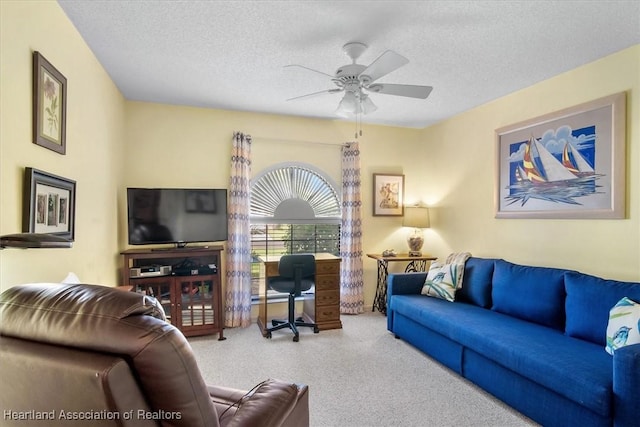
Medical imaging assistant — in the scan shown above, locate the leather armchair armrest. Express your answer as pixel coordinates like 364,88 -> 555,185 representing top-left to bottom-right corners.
211,379 -> 309,427
208,384 -> 248,407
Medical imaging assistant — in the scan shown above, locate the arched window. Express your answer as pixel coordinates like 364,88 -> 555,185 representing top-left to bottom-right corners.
251,164 -> 340,222
250,163 -> 341,298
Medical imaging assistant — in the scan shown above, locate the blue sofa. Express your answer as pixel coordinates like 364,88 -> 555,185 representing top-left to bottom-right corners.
387,257 -> 640,427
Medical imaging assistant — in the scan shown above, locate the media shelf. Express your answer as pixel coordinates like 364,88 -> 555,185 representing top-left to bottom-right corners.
121,246 -> 225,339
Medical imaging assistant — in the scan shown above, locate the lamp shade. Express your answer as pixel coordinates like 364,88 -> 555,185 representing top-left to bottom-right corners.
403,206 -> 430,229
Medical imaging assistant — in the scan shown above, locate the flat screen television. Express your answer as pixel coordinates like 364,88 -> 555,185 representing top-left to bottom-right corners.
127,188 -> 228,246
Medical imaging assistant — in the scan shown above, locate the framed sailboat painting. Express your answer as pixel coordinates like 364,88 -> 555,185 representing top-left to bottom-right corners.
495,92 -> 626,219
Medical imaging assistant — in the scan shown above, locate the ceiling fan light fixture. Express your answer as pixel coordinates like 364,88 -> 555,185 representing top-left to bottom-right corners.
337,91 -> 358,114
361,94 -> 377,114
334,106 -> 350,118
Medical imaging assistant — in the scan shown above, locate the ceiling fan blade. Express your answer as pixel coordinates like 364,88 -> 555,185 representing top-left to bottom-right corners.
287,88 -> 342,101
358,50 -> 409,83
367,83 -> 433,99
284,64 -> 335,79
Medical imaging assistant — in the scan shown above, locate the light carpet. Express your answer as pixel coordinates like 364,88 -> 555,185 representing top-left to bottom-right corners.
189,312 -> 538,427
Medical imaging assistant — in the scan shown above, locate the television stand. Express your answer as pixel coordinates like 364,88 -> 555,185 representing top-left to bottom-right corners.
149,246 -> 191,252
121,246 -> 225,339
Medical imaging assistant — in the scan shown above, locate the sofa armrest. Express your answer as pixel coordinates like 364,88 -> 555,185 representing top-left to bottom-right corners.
387,272 -> 427,332
613,343 -> 640,427
388,272 -> 427,297
613,344 -> 640,427
213,379 -> 309,427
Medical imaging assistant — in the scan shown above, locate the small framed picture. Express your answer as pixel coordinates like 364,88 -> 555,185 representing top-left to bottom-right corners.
23,168 -> 76,240
373,173 -> 404,216
33,51 -> 67,154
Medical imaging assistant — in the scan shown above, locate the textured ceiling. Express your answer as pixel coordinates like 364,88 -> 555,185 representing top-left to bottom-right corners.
57,1 -> 640,129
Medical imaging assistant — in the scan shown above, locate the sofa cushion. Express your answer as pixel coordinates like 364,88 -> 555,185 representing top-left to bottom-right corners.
421,262 -> 459,301
565,271 -> 640,346
605,297 -> 640,355
491,259 -> 567,330
456,314 -> 612,418
456,257 -> 496,308
392,296 -> 613,417
390,295 -> 613,417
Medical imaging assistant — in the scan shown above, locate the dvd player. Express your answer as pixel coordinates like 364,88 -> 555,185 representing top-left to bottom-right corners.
172,264 -> 217,276
130,265 -> 172,278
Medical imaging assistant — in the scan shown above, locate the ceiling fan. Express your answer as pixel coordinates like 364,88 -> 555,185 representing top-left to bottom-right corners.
285,42 -> 433,117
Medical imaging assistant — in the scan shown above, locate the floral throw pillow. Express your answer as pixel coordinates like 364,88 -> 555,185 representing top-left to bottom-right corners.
421,262 -> 460,302
605,297 -> 640,355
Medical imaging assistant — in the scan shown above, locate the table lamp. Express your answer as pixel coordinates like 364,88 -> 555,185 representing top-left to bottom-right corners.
402,206 -> 430,257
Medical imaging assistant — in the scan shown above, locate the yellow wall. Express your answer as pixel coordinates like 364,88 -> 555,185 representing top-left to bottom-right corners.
2,0 -> 638,303
123,102 -> 423,308
0,1 -> 125,291
416,45 -> 640,281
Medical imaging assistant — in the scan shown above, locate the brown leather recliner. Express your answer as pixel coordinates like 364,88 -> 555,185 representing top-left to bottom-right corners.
0,283 -> 309,427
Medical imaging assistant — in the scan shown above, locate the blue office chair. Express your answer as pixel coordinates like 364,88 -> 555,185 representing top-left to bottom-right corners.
265,254 -> 319,342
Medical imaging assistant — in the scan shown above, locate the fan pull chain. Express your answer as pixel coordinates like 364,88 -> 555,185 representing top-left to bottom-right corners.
355,105 -> 363,139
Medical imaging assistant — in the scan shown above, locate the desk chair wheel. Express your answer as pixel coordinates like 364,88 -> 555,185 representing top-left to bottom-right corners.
293,333 -> 299,342
265,331 -> 272,339
313,326 -> 319,333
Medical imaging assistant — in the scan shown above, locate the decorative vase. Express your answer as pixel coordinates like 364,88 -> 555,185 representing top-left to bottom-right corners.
407,228 -> 424,257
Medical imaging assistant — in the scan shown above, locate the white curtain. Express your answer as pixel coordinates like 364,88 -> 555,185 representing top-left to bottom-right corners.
339,141 -> 364,314
224,132 -> 252,327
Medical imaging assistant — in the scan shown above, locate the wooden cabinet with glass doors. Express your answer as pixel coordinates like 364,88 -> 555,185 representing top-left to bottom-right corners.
121,246 -> 225,339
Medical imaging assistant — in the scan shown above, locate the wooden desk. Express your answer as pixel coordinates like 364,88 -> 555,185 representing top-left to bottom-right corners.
367,253 -> 437,315
257,253 -> 342,337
